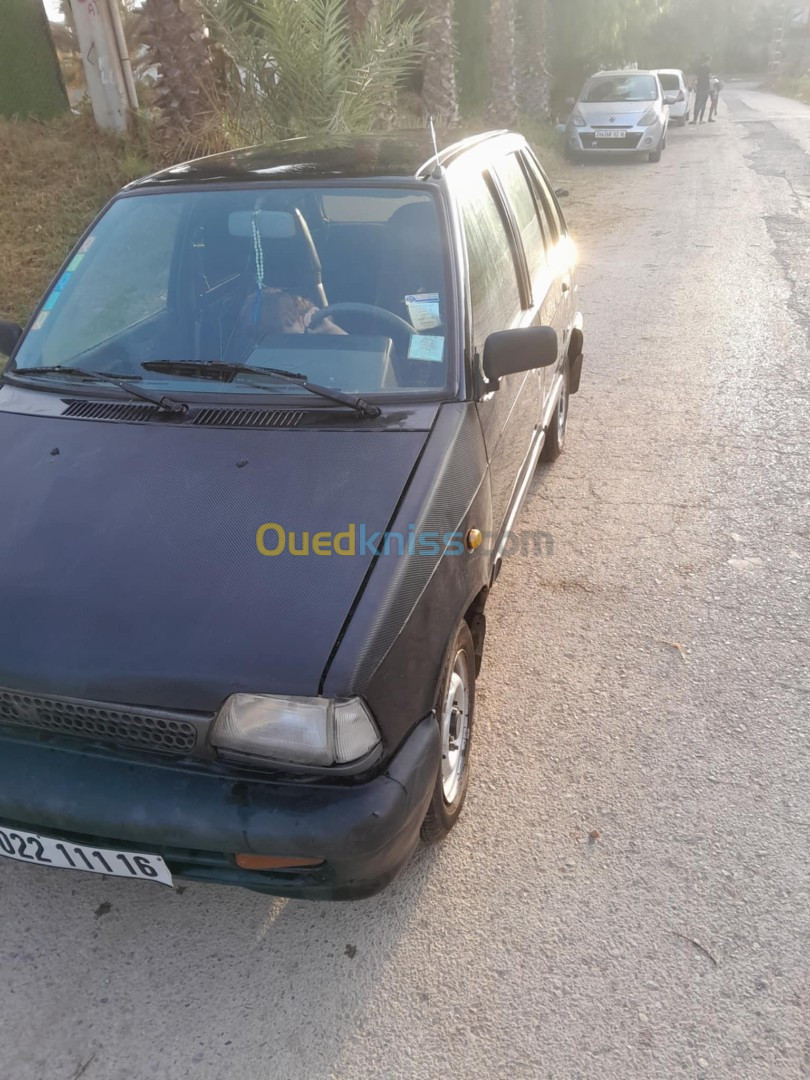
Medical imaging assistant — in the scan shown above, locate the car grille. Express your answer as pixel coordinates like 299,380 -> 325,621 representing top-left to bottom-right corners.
0,688 -> 198,756
581,132 -> 643,149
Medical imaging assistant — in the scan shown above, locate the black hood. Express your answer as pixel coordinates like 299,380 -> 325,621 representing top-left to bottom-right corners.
0,408 -> 431,711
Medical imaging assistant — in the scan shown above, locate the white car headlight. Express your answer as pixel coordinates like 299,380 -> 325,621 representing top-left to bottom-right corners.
637,108 -> 659,127
571,109 -> 587,127
212,694 -> 380,767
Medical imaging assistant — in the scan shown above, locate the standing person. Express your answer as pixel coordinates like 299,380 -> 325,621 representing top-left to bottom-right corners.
690,55 -> 712,124
708,75 -> 723,121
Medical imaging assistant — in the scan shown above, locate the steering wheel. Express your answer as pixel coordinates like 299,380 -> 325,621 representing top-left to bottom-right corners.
308,303 -> 416,349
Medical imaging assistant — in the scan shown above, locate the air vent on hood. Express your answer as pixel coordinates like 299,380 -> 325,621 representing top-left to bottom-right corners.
63,399 -> 305,429
192,407 -> 304,429
64,399 -> 158,422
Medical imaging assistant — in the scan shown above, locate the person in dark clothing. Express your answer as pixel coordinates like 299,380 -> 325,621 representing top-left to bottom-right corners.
691,56 -> 712,124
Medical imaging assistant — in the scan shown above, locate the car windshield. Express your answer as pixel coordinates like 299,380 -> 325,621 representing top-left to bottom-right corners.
12,186 -> 451,398
658,73 -> 681,91
583,75 -> 658,103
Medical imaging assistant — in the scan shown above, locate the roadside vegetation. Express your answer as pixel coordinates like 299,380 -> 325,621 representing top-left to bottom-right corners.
768,74 -> 810,105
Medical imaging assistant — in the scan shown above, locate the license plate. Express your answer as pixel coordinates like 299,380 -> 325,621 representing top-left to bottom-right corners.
595,129 -> 626,139
0,826 -> 173,886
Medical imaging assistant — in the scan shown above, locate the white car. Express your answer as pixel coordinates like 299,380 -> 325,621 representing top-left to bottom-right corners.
563,70 -> 675,164
655,69 -> 690,125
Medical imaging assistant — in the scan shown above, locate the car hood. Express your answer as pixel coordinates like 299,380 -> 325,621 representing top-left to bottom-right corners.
0,407 -> 433,711
578,101 -> 654,125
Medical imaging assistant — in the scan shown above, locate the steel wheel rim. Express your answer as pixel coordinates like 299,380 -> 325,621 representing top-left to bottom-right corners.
440,650 -> 470,805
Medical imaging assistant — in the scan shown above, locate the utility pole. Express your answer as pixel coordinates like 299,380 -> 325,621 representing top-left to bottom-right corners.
768,2 -> 789,74
69,0 -> 137,133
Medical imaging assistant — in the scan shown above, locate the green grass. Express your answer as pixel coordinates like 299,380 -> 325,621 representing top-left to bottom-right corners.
0,112 -> 152,327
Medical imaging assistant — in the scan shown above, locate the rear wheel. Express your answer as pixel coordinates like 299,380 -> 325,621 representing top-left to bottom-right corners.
421,621 -> 476,842
541,360 -> 569,462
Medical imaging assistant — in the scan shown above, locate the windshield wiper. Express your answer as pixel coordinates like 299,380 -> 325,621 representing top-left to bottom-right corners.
142,361 -> 381,419
9,366 -> 187,415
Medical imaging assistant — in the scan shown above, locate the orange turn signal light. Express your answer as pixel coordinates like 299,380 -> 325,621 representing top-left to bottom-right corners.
235,854 -> 324,871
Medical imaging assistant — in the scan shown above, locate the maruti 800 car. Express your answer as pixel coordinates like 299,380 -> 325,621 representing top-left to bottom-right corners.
0,131 -> 584,899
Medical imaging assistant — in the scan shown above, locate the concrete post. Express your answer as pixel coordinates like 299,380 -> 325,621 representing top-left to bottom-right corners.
68,0 -> 137,133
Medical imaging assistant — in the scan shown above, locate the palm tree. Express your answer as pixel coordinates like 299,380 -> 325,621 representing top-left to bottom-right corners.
486,0 -> 518,125
517,0 -> 550,119
345,0 -> 381,37
421,0 -> 460,125
141,0 -> 217,130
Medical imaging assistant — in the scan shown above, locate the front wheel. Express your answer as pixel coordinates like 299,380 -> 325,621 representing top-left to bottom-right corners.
541,361 -> 569,462
421,621 -> 476,842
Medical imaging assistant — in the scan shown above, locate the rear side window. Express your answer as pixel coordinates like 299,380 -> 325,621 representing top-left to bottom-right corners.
523,154 -> 565,243
456,171 -> 522,348
494,153 -> 547,283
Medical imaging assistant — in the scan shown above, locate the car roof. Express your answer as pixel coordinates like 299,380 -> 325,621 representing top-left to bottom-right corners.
125,130 -> 514,192
655,68 -> 685,75
589,69 -> 658,78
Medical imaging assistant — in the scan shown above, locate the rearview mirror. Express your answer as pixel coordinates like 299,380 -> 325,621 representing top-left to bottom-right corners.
483,326 -> 558,389
0,320 -> 23,358
228,210 -> 297,239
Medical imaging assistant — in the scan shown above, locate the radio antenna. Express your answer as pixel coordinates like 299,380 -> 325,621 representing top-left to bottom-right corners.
427,114 -> 444,178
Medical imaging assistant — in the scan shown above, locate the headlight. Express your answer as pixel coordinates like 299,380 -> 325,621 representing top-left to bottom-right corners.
571,109 -> 587,127
637,109 -> 659,127
211,694 -> 380,767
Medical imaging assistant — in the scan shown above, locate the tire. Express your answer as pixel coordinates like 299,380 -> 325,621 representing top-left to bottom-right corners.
649,147 -> 663,163
541,359 -> 569,462
421,621 -> 476,842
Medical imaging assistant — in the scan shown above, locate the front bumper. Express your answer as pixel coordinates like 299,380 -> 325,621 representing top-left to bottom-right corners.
0,715 -> 440,900
567,122 -> 664,155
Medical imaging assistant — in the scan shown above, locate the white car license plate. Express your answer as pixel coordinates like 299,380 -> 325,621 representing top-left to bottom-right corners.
595,129 -> 626,139
0,825 -> 173,886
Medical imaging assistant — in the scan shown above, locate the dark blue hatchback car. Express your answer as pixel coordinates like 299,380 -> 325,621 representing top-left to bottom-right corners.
0,130 -> 583,899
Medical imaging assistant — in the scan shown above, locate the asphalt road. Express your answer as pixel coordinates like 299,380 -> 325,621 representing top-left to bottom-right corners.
1,86 -> 807,1080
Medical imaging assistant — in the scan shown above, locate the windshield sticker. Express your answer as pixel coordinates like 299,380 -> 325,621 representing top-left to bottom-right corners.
31,311 -> 49,331
405,293 -> 442,331
79,236 -> 95,254
66,252 -> 85,272
41,270 -> 73,312
408,334 -> 445,363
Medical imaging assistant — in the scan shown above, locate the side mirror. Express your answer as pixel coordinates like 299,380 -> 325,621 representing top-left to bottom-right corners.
565,97 -> 576,107
483,326 -> 558,389
664,94 -> 677,107
555,123 -> 566,135
0,320 -> 23,358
